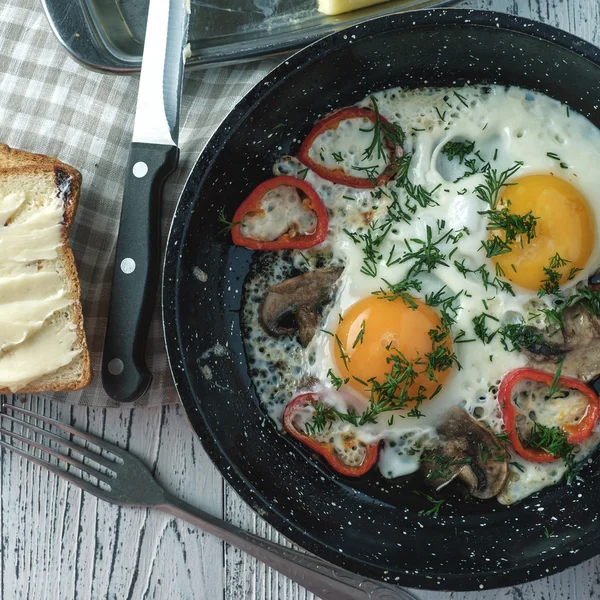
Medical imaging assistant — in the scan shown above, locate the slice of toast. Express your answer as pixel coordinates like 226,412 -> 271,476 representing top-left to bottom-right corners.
0,148 -> 91,393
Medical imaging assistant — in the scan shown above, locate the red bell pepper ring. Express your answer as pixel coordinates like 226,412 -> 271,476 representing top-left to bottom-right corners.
498,367 -> 599,463
231,175 -> 328,250
283,393 -> 379,477
297,106 -> 402,189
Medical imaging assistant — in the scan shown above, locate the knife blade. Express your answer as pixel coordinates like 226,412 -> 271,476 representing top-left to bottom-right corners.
102,0 -> 190,403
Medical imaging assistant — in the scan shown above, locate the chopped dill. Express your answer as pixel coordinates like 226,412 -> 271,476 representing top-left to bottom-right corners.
497,323 -> 544,352
524,421 -> 576,476
454,91 -> 469,108
435,106 -> 447,122
472,312 -> 500,344
352,320 -> 366,348
335,334 -> 350,369
539,253 -> 569,296
546,357 -> 565,400
327,368 -> 345,390
480,206 -> 538,258
441,140 -> 475,164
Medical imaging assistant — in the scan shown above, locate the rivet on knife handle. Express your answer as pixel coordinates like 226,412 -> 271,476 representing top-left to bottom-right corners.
102,143 -> 179,402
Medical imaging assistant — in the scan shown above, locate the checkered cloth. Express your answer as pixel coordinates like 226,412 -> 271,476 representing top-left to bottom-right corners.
0,0 -> 278,406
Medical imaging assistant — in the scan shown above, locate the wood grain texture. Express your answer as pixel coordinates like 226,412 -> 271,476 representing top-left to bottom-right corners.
0,399 -> 223,600
2,1 -> 600,600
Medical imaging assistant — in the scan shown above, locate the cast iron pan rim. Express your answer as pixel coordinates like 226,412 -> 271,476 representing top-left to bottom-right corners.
163,8 -> 600,591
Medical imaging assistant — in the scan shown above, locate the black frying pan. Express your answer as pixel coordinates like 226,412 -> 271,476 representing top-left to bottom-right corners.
162,9 -> 600,591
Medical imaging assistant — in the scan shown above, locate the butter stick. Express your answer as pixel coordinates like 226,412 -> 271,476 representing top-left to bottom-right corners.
318,0 -> 391,16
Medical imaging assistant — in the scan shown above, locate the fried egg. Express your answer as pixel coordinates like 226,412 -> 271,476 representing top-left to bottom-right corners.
241,85 -> 600,504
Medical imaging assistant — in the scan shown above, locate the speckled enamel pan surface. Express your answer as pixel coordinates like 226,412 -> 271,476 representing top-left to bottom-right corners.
163,9 -> 600,591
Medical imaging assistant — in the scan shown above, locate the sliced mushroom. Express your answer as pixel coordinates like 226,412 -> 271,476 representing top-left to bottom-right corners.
421,407 -> 508,500
259,267 -> 343,347
525,302 -> 600,382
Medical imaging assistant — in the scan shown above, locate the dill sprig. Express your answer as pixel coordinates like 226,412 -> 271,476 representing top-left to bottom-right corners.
425,287 -> 462,330
386,187 -> 413,224
549,253 -> 570,269
390,153 -> 412,184
579,285 -> 600,316
474,162 -> 523,210
539,268 -> 563,296
372,278 -> 422,308
414,491 -> 445,517
404,180 -> 441,209
327,368 -> 348,391
344,220 -> 392,278
304,401 -> 335,435
539,253 -> 570,297
393,153 -> 440,208
363,96 -> 406,162
351,164 -> 381,185
454,259 -> 515,296
537,298 -> 576,328
400,225 -> 451,277
217,208 -> 241,234
424,344 -> 462,378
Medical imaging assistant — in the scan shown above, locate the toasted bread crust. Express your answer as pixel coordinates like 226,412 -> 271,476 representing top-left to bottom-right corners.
0,146 -> 91,394
0,143 -> 69,170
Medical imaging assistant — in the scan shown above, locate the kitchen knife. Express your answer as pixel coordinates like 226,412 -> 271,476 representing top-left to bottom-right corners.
102,0 -> 190,402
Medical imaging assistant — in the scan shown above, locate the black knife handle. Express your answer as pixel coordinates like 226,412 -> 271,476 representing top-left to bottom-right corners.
102,142 -> 179,403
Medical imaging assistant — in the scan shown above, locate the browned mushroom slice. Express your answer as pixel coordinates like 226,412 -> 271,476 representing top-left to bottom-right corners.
525,302 -> 600,382
421,407 -> 508,500
259,267 -> 343,347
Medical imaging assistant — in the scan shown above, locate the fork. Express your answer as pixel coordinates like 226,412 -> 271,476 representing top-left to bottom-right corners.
0,404 -> 417,600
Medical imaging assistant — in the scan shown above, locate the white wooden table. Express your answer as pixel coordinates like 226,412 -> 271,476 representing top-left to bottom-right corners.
2,1 -> 600,599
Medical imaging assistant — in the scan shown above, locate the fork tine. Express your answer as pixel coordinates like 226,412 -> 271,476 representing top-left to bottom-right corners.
0,413 -> 117,472
0,439 -> 105,498
2,404 -> 126,459
0,428 -> 114,487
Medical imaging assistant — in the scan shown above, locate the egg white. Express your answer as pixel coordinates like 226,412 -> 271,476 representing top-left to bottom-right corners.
243,85 -> 600,504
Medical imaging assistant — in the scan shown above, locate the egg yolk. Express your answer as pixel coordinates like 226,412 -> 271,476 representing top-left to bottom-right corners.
493,175 -> 594,291
333,296 -> 454,403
